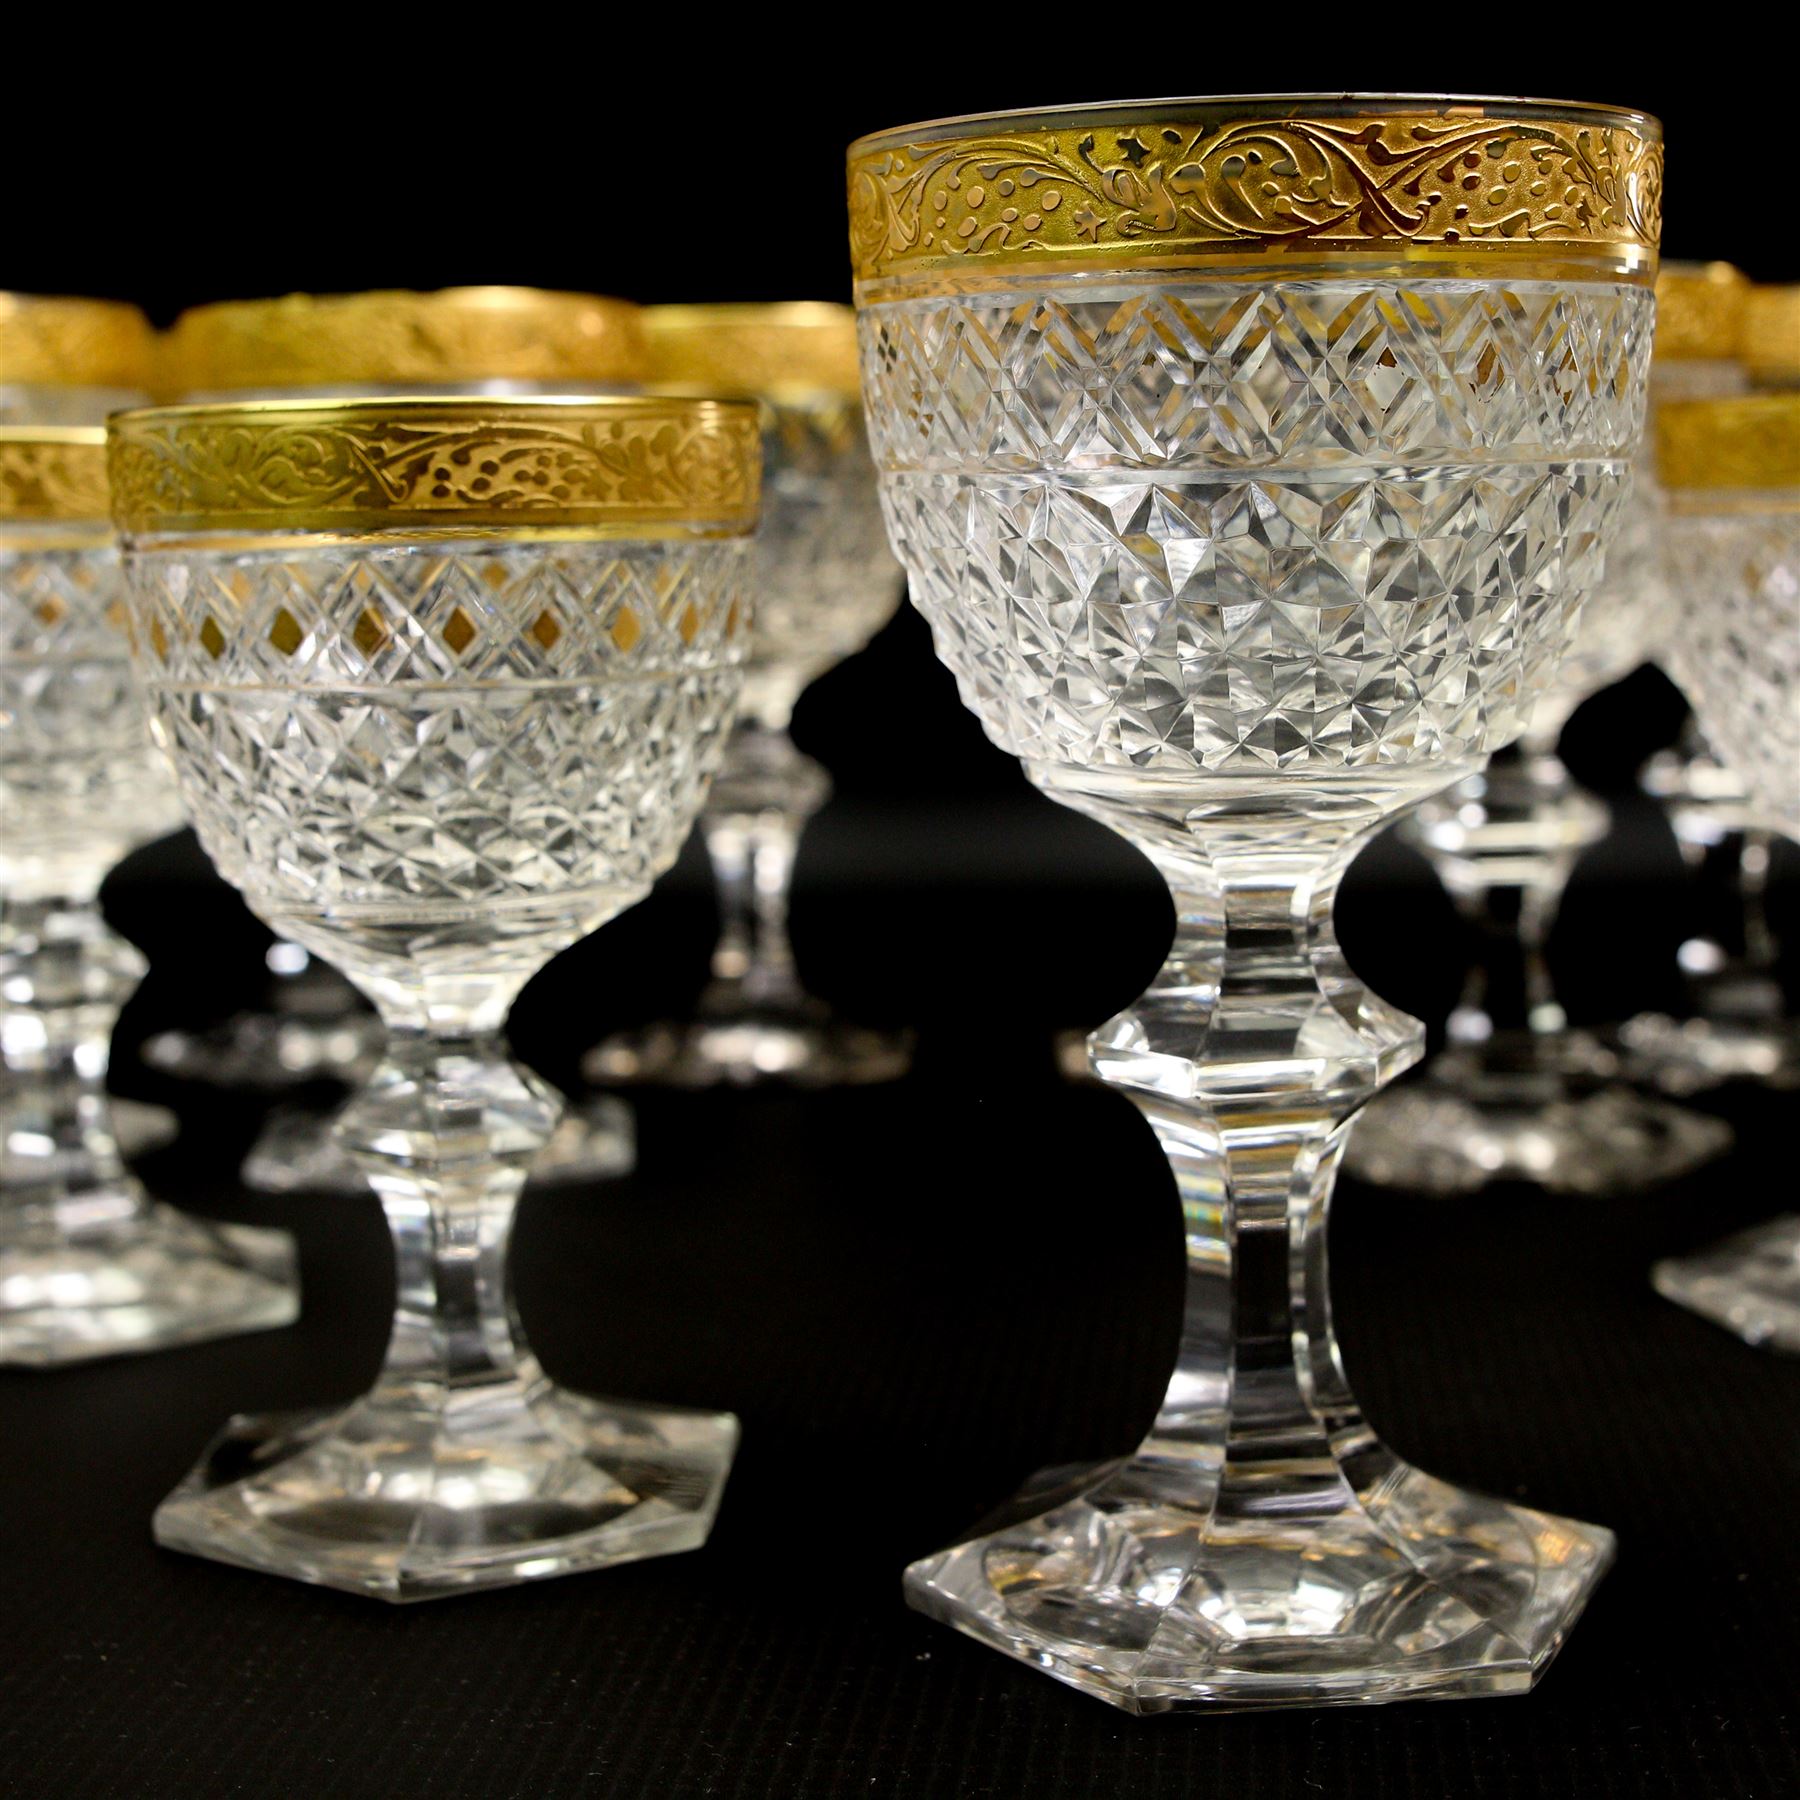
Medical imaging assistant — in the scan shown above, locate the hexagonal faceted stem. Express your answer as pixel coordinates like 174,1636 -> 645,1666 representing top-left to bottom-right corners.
154,1034 -> 735,1601
905,768 -> 1614,1712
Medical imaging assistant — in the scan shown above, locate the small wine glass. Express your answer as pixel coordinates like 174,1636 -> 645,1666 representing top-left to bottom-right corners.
3,292 -> 181,1163
0,425 -> 297,1364
852,93 -> 1660,1710
112,393 -> 759,1599
584,303 -> 910,1087
1649,392 -> 1800,1351
141,288 -> 654,1193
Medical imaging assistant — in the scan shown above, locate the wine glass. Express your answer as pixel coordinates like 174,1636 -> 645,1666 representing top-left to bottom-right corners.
1650,392 -> 1800,1350
1346,266 -> 1746,1193
2,292 -> 181,1163
584,303 -> 910,1087
142,288 -> 654,1193
112,394 -> 760,1599
0,425 -> 296,1364
852,93 -> 1660,1710
1620,270 -> 1800,1093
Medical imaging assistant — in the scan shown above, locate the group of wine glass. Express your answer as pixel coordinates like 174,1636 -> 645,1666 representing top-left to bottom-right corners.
0,94 -> 1795,1718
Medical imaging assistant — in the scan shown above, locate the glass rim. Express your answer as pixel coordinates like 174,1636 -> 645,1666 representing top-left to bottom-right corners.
644,301 -> 860,401
165,286 -> 649,393
848,93 -> 1661,156
0,423 -> 110,523
0,291 -> 156,390
106,394 -> 763,538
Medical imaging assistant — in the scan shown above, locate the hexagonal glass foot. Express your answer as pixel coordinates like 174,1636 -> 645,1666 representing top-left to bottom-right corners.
1654,1216 -> 1800,1353
0,1202 -> 297,1367
154,1381 -> 738,1602
907,1459 -> 1614,1714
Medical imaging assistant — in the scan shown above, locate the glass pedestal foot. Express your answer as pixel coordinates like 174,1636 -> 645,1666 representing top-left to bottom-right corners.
1344,1037 -> 1730,1195
0,1203 -> 298,1368
584,1003 -> 912,1089
1615,1011 -> 1800,1096
1653,1216 -> 1800,1353
907,1457 -> 1614,1714
154,1380 -> 739,1602
241,1093 -> 635,1195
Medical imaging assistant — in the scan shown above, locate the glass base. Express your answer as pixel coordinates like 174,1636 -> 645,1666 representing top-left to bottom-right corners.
1653,1217 -> 1800,1353
112,1097 -> 179,1159
906,1458 -> 1614,1714
584,1007 -> 913,1089
240,1093 -> 635,1195
141,1008 -> 383,1092
154,1382 -> 739,1602
0,1203 -> 298,1368
1344,1038 -> 1731,1195
1615,1012 -> 1800,1096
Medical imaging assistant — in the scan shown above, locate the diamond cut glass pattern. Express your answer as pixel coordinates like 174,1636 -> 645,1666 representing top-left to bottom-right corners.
0,526 -> 297,1365
859,224 -> 1653,1711
863,282 -> 1647,776
135,541 -> 745,1022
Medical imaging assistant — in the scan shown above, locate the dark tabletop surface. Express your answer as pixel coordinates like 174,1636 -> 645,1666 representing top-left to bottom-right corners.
2,614 -> 1797,1800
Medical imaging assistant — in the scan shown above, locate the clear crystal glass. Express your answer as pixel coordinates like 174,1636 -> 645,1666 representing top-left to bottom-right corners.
126,523 -> 749,1598
141,379 -> 641,1187
859,182 -> 1653,1699
586,394 -> 909,1087
1346,467 -> 1729,1195
0,519 -> 297,1364
1653,486 -> 1800,1347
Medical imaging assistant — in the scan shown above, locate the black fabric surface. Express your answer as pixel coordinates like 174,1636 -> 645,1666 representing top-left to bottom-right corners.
2,618 -> 1798,1799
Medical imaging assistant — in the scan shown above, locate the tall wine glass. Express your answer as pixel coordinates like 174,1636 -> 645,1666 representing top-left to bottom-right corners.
852,94 -> 1660,1710
2,293 -> 180,1164
1618,270 -> 1800,1093
0,427 -> 296,1364
584,303 -> 909,1087
142,288 -> 654,1193
112,394 -> 759,1599
1347,267 -> 1745,1193
1649,393 -> 1800,1350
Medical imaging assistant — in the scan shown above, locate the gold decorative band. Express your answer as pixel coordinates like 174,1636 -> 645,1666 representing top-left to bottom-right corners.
1741,286 -> 1800,382
0,293 -> 155,390
1656,394 -> 1800,492
849,97 -> 1662,288
164,287 -> 649,394
0,427 -> 110,521
645,303 -> 861,402
108,397 -> 762,536
1653,262 -> 1748,363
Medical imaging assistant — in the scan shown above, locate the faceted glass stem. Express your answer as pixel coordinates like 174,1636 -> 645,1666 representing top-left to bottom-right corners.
154,1023 -> 736,1601
584,721 -> 910,1088
905,768 -> 1614,1713
0,891 -> 296,1366
700,723 -> 829,1014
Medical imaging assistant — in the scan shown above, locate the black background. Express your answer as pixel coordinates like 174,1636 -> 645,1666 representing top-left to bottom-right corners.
4,53 -> 1799,1800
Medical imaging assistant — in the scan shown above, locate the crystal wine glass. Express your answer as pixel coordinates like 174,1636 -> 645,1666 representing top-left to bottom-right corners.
112,394 -> 759,1599
1618,270 -> 1800,1093
852,94 -> 1661,1710
3,293 -> 181,1162
143,288 -> 653,1193
0,426 -> 297,1365
1649,393 -> 1800,1351
584,303 -> 909,1087
1347,269 -> 1742,1193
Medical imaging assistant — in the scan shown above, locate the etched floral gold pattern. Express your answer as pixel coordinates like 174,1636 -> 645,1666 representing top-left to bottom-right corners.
108,400 -> 762,535
0,430 -> 110,522
849,108 -> 1661,284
